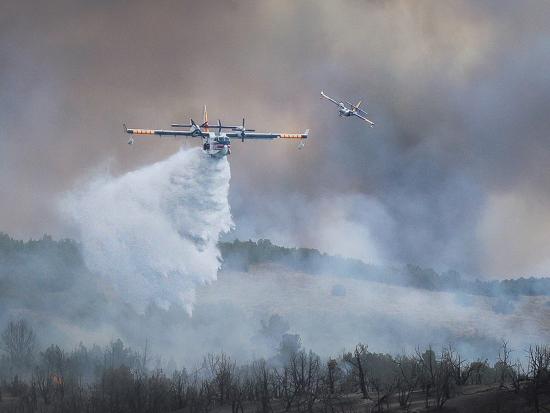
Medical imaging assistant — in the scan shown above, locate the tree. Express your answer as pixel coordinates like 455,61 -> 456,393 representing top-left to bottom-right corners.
205,352 -> 236,406
171,368 -> 189,410
395,355 -> 419,410
39,344 -> 67,402
326,358 -> 338,395
276,333 -> 302,366
496,339 -> 514,389
467,360 -> 489,385
366,352 -> 398,412
1,319 -> 35,374
319,358 -> 345,412
416,346 -> 454,409
526,345 -> 550,413
343,343 -> 369,399
252,360 -> 273,413
293,350 -> 322,412
276,350 -> 322,412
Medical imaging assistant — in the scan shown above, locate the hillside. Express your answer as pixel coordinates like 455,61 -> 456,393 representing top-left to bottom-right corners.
219,239 -> 550,297
1,234 -> 550,412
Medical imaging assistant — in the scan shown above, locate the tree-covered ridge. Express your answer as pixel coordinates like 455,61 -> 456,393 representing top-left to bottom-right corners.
1,232 -> 549,298
219,239 -> 550,298
0,233 -> 85,294
0,232 -> 83,271
219,238 -> 379,276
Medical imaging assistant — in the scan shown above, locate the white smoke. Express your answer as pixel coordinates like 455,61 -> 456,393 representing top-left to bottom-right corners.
62,148 -> 233,314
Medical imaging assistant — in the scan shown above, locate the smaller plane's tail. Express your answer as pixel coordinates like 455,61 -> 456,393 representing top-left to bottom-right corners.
346,100 -> 369,115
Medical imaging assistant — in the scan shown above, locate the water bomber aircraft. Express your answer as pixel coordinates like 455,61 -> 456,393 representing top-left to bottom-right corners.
125,106 -> 309,158
320,90 -> 375,127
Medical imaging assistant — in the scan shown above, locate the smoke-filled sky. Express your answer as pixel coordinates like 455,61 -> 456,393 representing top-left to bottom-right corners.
2,0 -> 550,277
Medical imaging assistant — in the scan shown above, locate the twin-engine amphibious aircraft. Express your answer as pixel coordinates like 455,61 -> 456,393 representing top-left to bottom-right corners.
125,106 -> 309,158
320,90 -> 375,127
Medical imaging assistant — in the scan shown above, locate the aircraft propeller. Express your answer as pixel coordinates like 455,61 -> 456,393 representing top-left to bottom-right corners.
240,118 -> 246,142
190,119 -> 206,137
230,118 -> 249,142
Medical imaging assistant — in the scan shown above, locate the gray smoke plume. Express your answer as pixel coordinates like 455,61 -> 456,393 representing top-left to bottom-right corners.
2,0 -> 550,277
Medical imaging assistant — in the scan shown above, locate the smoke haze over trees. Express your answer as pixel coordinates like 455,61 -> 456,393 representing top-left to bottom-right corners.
1,232 -> 550,365
1,318 -> 550,413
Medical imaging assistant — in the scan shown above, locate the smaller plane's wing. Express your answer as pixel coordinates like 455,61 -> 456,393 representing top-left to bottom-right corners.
353,113 -> 375,127
321,91 -> 341,106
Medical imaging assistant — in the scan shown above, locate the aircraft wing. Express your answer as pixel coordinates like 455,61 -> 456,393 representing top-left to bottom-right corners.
321,91 -> 340,106
353,113 -> 375,127
125,126 -> 201,137
225,130 -> 309,140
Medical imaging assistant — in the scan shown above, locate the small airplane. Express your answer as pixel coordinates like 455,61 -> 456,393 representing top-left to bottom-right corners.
125,106 -> 309,158
320,90 -> 375,127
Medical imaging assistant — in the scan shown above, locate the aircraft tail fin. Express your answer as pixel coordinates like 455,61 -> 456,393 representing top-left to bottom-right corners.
347,100 -> 369,115
201,105 -> 209,131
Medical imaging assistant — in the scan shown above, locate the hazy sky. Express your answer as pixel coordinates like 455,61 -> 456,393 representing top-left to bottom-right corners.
2,0 -> 550,277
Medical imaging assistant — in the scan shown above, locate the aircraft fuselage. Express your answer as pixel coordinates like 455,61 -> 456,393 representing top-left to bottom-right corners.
339,107 -> 354,117
202,133 -> 231,158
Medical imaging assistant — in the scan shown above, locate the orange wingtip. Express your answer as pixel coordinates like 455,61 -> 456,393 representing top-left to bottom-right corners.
131,129 -> 155,135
